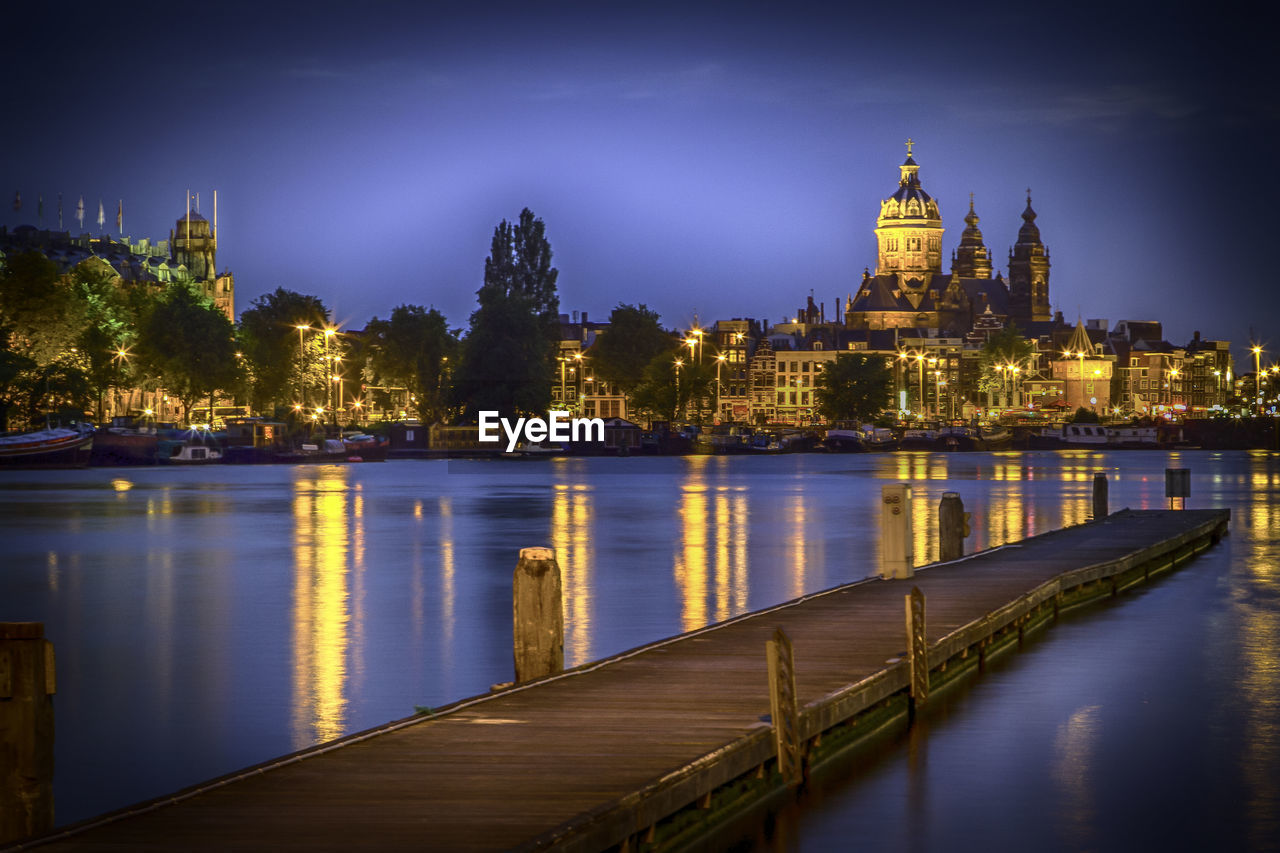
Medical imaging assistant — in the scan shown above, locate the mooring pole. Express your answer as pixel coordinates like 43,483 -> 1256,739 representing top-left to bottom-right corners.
1,622 -> 55,844
1093,472 -> 1109,520
766,628 -> 802,787
938,492 -> 965,562
512,547 -> 564,684
905,588 -> 928,720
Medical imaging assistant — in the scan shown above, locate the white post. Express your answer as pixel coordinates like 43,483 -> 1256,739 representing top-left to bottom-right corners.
880,483 -> 914,578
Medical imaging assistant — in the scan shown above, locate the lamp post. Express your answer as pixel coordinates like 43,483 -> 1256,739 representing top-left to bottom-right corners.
573,352 -> 583,414
1252,346 -> 1264,414
715,352 -> 726,423
1011,364 -> 1021,409
915,353 -> 925,419
296,324 -> 310,408
674,357 -> 683,422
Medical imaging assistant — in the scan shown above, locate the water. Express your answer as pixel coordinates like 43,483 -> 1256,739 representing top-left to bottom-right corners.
1,451 -> 1276,848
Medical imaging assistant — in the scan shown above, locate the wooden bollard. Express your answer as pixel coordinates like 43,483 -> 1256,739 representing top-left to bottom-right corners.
905,588 -> 928,709
512,547 -> 563,684
938,491 -> 965,562
1093,472 -> 1108,519
765,628 -> 802,787
1,623 -> 55,844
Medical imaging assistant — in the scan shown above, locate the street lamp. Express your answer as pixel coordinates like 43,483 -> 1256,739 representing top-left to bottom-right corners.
715,352 -> 727,423
296,324 -> 311,407
1253,345 -> 1264,414
674,357 -> 684,421
915,353 -> 925,419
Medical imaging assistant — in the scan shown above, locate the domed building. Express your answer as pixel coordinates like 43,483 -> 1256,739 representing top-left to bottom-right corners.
845,142 -> 1051,335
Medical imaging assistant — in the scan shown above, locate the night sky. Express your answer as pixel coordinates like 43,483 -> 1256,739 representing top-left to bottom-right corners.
3,1 -> 1275,361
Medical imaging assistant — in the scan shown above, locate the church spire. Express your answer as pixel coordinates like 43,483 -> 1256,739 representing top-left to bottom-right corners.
1008,187 -> 1051,324
951,192 -> 992,279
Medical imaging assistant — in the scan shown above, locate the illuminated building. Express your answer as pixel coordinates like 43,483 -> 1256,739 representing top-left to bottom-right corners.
845,142 -> 1050,334
0,206 -> 235,320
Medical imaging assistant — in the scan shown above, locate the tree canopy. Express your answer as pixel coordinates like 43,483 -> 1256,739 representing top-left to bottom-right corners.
815,353 -> 894,423
365,304 -> 458,424
236,287 -> 330,414
977,323 -> 1036,396
134,285 -> 241,423
587,303 -> 674,396
454,208 -> 560,420
630,347 -> 713,423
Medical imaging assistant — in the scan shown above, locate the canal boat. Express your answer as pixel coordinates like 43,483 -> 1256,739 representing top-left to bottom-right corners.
1029,423 -> 1110,448
1107,425 -> 1160,448
898,427 -> 939,451
979,425 -> 1013,450
0,426 -> 94,468
937,425 -> 981,451
821,427 -> 866,452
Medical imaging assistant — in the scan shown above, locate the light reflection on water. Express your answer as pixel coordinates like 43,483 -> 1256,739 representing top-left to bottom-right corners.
0,450 -> 1276,843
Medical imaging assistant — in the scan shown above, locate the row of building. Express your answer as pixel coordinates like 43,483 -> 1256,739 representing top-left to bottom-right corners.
2,145 -> 1258,426
554,144 -> 1239,425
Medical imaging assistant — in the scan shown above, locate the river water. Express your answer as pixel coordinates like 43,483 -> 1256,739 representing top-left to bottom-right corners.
1,451 -> 1276,848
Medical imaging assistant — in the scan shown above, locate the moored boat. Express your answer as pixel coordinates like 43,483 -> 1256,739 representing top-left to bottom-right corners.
822,428 -> 866,452
898,427 -> 939,451
0,426 -> 94,468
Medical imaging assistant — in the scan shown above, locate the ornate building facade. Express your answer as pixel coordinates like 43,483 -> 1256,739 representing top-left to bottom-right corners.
846,143 -> 1050,335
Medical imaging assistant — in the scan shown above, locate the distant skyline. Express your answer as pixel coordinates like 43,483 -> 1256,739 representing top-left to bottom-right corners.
3,1 -> 1276,363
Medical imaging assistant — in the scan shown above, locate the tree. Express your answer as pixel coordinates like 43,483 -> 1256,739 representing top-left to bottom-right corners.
815,353 -> 894,423
630,347 -> 713,423
588,304 -> 674,396
365,305 -> 458,424
454,209 -> 560,420
134,285 -> 241,423
236,288 -> 330,414
978,323 -> 1036,405
0,252 -> 91,426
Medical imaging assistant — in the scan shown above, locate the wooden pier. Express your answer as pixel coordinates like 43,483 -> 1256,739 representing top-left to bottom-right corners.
10,508 -> 1228,852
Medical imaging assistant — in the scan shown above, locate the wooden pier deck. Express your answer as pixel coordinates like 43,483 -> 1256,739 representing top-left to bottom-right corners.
14,508 -> 1229,852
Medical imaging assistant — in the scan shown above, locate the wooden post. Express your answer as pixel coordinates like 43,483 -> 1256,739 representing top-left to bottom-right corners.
1,623 -> 55,844
765,628 -> 802,787
880,483 -> 913,578
512,548 -> 563,684
1092,472 -> 1108,520
905,588 -> 928,712
938,492 -> 964,562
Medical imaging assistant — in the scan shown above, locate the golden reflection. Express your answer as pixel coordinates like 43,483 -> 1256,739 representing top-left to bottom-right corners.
789,493 -> 808,599
46,550 -> 58,592
675,464 -> 709,632
438,496 -> 455,666
550,483 -> 594,666
291,467 -> 353,749
111,477 -> 132,493
1239,458 -> 1280,846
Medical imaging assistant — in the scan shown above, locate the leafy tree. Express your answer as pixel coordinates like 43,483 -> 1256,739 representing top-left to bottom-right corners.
815,353 -> 894,423
0,251 -> 85,367
977,323 -> 1036,403
630,347 -> 713,423
134,285 -> 241,423
67,260 -> 149,422
455,209 -> 560,420
365,305 -> 458,424
236,288 -> 330,413
588,303 -> 674,396
1070,406 -> 1100,423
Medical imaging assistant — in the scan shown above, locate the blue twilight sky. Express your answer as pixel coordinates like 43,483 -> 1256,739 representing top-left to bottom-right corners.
2,1 -> 1275,360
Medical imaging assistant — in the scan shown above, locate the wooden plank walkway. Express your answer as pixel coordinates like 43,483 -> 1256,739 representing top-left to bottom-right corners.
12,509 -> 1228,852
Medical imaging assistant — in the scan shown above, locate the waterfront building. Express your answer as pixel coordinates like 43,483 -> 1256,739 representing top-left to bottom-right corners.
1050,320 -> 1114,414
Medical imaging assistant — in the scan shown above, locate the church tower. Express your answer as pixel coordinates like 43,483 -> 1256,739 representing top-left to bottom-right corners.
1008,191 -> 1051,324
874,139 -> 944,286
171,210 -> 216,281
951,194 -> 993,279
169,197 -> 234,320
